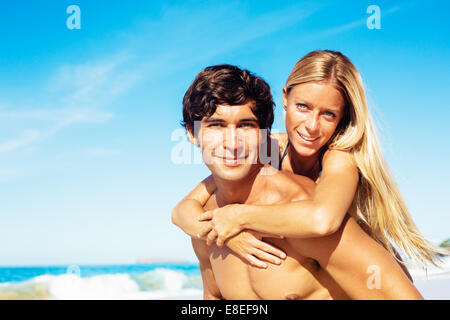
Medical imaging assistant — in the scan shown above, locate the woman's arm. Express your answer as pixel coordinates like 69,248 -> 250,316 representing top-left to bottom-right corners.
171,175 -> 216,239
243,149 -> 359,236
200,149 -> 360,246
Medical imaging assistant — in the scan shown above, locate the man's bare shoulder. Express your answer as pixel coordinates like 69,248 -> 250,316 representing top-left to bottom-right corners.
257,166 -> 316,203
278,170 -> 316,196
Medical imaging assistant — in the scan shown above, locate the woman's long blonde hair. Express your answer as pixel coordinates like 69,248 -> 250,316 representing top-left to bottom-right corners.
285,50 -> 444,268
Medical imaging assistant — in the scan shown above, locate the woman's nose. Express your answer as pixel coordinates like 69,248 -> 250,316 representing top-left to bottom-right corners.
304,113 -> 320,134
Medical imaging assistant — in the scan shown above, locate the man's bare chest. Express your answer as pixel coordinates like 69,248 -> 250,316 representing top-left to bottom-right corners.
207,238 -> 335,300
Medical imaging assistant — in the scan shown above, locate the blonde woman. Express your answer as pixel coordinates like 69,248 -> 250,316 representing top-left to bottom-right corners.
172,50 -> 442,272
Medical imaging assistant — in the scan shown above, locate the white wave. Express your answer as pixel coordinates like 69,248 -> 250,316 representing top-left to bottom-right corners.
0,268 -> 202,300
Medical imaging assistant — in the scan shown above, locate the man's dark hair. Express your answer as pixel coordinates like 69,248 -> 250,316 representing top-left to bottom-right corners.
182,64 -> 275,134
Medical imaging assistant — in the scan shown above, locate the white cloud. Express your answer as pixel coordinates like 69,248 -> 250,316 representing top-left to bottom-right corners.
0,108 -> 113,124
0,2 -> 321,155
0,130 -> 40,153
83,147 -> 122,158
0,54 -> 140,153
50,54 -> 139,109
0,168 -> 22,182
294,6 -> 401,43
112,3 -> 323,79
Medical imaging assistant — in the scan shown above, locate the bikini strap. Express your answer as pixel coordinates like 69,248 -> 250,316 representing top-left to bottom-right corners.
317,147 -> 327,177
279,141 -> 290,170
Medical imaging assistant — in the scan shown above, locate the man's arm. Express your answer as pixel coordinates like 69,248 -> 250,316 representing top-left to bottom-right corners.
289,215 -> 423,300
172,175 -> 216,239
191,238 -> 222,300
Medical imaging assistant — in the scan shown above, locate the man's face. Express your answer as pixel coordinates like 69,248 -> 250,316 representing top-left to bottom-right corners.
195,102 -> 262,182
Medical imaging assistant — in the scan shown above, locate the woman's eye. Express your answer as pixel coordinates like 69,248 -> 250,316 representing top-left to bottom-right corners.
325,111 -> 336,118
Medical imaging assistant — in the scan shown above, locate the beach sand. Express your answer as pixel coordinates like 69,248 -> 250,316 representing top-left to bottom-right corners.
413,277 -> 450,300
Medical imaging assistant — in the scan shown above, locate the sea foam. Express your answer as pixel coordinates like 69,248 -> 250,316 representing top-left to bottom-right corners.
0,268 -> 202,300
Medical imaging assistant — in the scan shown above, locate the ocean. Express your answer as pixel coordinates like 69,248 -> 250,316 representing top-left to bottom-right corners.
0,263 -> 203,300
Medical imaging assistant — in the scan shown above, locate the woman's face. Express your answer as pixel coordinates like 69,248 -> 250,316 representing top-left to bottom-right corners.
283,82 -> 346,158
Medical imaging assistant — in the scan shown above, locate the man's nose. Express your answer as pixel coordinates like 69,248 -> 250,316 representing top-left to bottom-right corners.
224,127 -> 239,151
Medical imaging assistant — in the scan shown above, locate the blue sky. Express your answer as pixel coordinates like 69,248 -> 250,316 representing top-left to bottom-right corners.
0,0 -> 449,265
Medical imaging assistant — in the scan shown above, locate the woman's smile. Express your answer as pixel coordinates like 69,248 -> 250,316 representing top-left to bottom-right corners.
297,132 -> 320,143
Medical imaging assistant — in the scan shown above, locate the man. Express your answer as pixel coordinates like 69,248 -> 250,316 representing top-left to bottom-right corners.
180,64 -> 422,300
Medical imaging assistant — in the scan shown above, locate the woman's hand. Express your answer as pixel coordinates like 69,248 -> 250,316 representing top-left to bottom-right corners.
225,230 -> 287,269
197,204 -> 245,247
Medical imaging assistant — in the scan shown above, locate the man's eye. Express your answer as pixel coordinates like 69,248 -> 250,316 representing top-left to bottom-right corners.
325,111 -> 336,118
297,103 -> 308,110
208,123 -> 223,127
239,123 -> 257,128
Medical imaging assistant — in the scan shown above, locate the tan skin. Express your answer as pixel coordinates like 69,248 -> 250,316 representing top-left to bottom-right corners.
173,82 -> 412,280
189,103 -> 421,300
172,81 -> 361,268
194,169 -> 421,299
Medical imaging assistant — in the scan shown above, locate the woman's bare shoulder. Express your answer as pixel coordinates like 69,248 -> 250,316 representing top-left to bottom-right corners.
322,149 -> 357,169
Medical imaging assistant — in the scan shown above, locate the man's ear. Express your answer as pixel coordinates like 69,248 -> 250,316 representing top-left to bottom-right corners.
187,129 -> 200,146
282,87 -> 288,111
